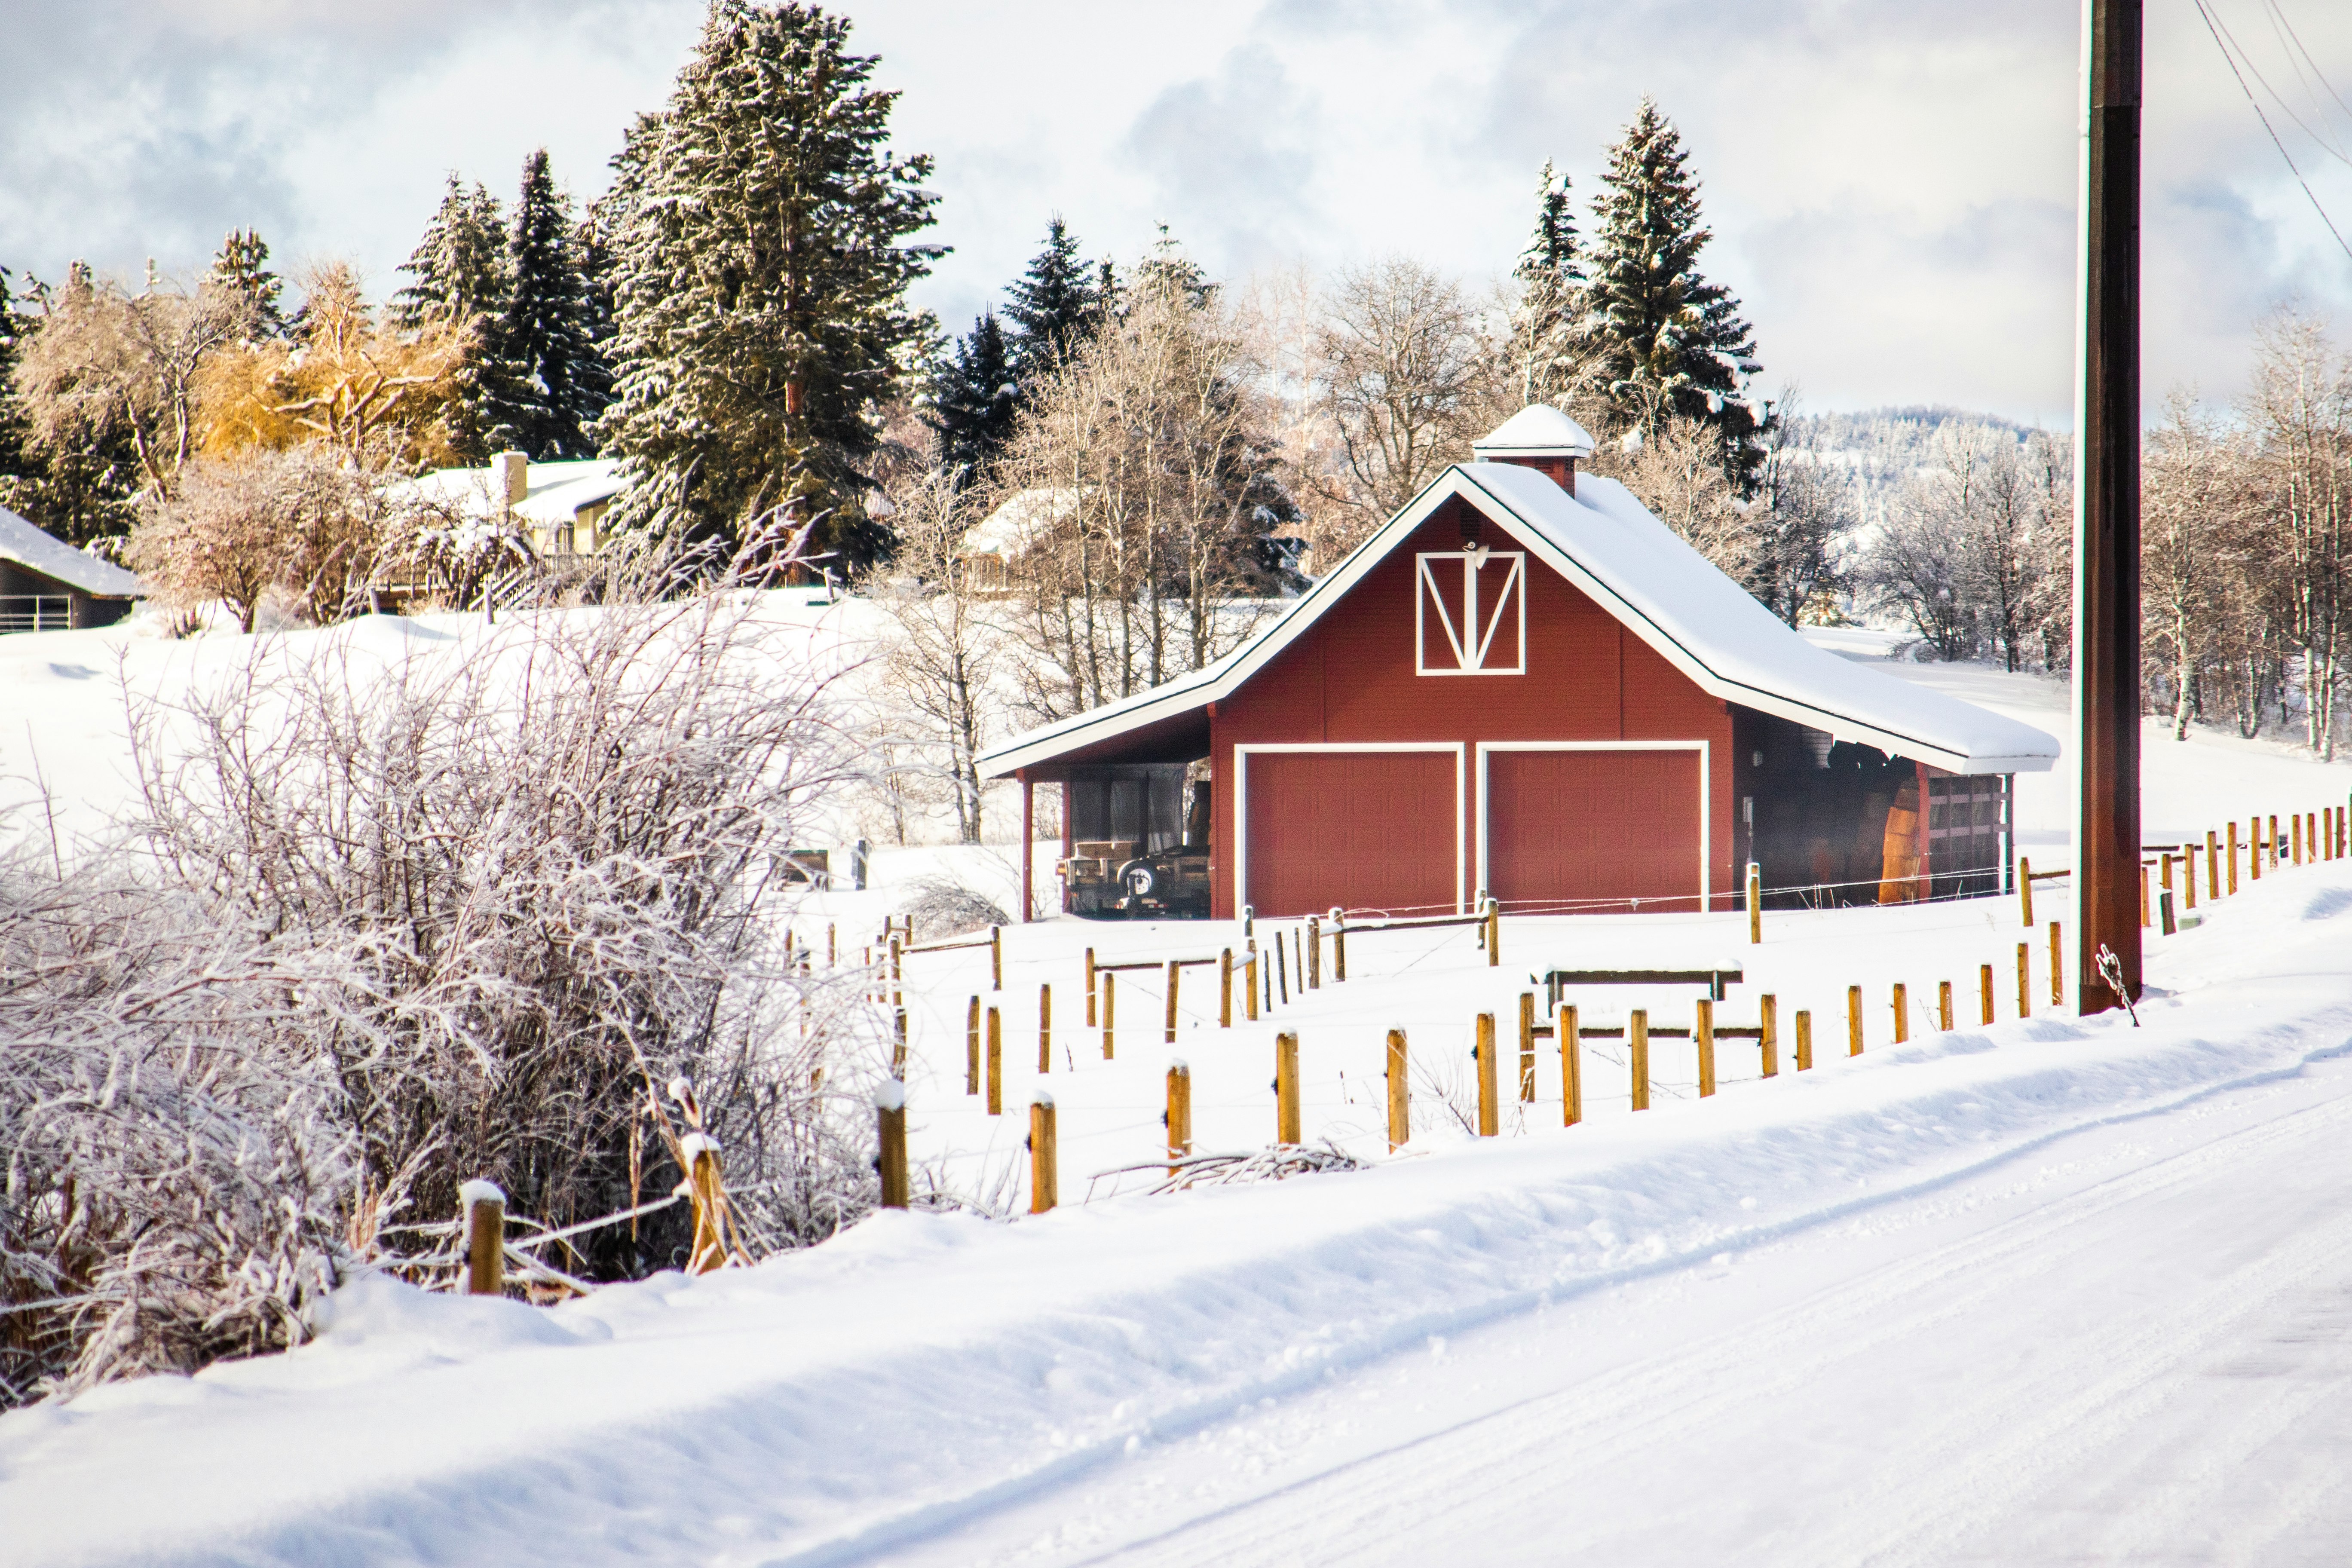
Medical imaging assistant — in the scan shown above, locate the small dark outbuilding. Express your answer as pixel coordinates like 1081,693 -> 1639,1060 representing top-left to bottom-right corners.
0,505 -> 143,633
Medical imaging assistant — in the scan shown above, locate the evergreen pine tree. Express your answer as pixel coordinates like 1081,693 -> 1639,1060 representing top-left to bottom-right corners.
596,2 -> 944,571
928,310 -> 1018,479
394,176 -> 508,460
1509,162 -> 1584,407
208,230 -> 288,337
480,149 -> 611,461
1001,216 -> 1100,383
0,266 -> 37,510
1580,99 -> 1765,487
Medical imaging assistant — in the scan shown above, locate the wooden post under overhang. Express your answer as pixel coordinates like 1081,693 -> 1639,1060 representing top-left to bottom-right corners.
1020,772 -> 1034,923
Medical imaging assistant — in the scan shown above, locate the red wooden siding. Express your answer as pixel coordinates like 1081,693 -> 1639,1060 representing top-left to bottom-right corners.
1209,498 -> 1736,920
1485,749 -> 1703,911
1243,751 -> 1455,917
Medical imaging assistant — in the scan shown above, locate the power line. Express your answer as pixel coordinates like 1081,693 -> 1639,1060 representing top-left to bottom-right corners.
2260,0 -> 2352,159
2193,0 -> 2352,266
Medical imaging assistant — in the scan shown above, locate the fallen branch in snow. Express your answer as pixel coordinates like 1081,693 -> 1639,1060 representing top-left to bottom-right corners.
1087,1141 -> 1366,1200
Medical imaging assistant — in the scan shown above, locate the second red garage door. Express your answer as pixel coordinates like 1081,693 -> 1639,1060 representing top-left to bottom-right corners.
1485,748 -> 1703,912
1243,750 -> 1458,917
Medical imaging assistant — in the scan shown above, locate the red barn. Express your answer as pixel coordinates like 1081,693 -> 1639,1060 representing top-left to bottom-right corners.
983,407 -> 2059,921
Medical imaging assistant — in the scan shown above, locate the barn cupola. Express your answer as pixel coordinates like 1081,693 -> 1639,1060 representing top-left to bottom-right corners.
1471,404 -> 1596,497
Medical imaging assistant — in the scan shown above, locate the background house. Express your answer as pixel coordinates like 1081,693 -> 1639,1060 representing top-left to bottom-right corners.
0,505 -> 143,633
388,450 -> 627,561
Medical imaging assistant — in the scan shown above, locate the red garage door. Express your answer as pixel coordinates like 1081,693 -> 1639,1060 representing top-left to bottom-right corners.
1244,751 -> 1457,917
1486,749 -> 1702,912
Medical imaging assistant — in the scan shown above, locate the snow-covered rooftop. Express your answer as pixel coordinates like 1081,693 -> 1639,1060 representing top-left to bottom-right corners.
981,458 -> 2060,778
384,458 -> 626,527
0,504 -> 144,598
1472,404 -> 1596,459
962,487 -> 1080,562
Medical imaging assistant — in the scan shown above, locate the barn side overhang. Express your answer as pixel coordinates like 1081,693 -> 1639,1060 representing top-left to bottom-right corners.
980,463 -> 2059,782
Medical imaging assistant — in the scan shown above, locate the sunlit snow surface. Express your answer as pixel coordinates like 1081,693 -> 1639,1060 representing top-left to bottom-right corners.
2,603 -> 2350,1565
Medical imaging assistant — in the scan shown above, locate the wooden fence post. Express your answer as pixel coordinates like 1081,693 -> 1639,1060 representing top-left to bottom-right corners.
966,996 -> 981,1093
1938,980 -> 1954,1031
1029,1091 -> 1057,1214
2270,813 -> 2281,870
1274,933 -> 1289,1005
1475,1012 -> 1499,1134
462,1179 -> 505,1297
1220,948 -> 1233,1027
1980,964 -> 1995,1025
1485,898 -> 1501,967
2184,846 -> 2197,909
1518,991 -> 1537,1102
1038,983 -> 1052,1072
1696,997 -> 1716,1097
1760,994 -> 1778,1078
986,1007 -> 1003,1115
2159,886 -> 2177,935
1085,946 -> 1097,1026
1387,1029 -> 1410,1150
2230,820 -> 2241,892
2293,813 -> 2303,865
1847,986 -> 1864,1056
1794,1010 -> 1813,1071
1164,959 -> 1180,1044
1306,917 -> 1321,989
1243,904 -> 1254,940
1102,972 -> 1115,1060
893,1001 -> 907,1074
1559,1005 -> 1582,1124
889,934 -> 902,1004
1747,861 -> 1762,945
991,925 -> 1003,990
876,1081 -> 908,1209
2017,943 -> 2031,1017
1167,1060 -> 1191,1170
1276,1032 -> 1302,1144
1332,909 -> 1348,982
1246,946 -> 1259,1021
1630,1010 -> 1651,1110
2049,921 -> 2063,1007
827,922 -> 836,968
2140,864 -> 2150,928
2207,830 -> 2220,898
684,1138 -> 727,1275
1892,982 -> 1909,1044
2020,856 -> 2034,926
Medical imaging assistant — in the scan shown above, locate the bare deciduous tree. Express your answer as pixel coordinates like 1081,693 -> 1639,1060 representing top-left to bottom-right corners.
1313,257 -> 1485,534
867,469 -> 1000,842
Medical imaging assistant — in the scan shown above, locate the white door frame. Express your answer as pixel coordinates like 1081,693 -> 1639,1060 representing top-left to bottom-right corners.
1475,740 -> 1711,910
1233,743 -> 1468,916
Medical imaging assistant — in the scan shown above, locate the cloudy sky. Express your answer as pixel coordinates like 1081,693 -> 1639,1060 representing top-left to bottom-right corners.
5,0 -> 2349,424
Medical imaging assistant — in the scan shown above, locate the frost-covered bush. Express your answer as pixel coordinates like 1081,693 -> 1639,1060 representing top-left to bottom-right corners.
898,876 -> 1011,941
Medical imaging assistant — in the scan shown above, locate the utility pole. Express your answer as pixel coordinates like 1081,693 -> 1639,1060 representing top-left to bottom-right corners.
2074,0 -> 2142,1014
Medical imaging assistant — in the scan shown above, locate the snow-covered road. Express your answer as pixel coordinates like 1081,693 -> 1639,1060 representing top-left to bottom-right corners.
900,1058 -> 2352,1567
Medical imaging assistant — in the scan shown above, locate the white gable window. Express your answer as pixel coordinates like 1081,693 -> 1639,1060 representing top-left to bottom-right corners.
1416,550 -> 1525,675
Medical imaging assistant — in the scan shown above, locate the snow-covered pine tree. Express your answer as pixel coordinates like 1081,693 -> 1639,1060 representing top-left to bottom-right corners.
394,176 -> 508,460
480,149 -> 611,461
1510,161 -> 1585,408
1580,99 -> 1765,489
1002,217 -> 1101,385
596,2 -> 944,572
928,310 -> 1019,480
208,230 -> 288,339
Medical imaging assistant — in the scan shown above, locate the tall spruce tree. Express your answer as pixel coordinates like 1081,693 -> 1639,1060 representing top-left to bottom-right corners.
928,310 -> 1018,480
395,176 -> 508,459
1580,99 -> 1764,487
208,230 -> 288,338
480,149 -> 611,460
1002,216 -> 1100,384
0,266 -> 35,503
596,1 -> 944,571
1510,161 -> 1584,408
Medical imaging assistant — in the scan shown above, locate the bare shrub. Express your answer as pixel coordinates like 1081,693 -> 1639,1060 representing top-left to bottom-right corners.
897,876 -> 1010,941
128,446 -> 390,631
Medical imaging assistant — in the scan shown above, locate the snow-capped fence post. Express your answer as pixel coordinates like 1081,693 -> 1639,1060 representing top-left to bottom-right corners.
1387,1029 -> 1411,1148
1246,946 -> 1260,1021
1485,899 -> 1501,967
1474,1012 -> 1499,1134
2049,922 -> 2064,1008
1847,987 -> 1864,1056
1629,1010 -> 1651,1111
1891,983 -> 1909,1044
1102,973 -> 1115,1060
461,1179 -> 505,1297
1980,965 -> 1996,1025
876,1081 -> 908,1210
1220,949 -> 1234,1027
1306,917 -> 1321,989
1164,960 -> 1180,1044
1038,983 -> 1052,1072
991,925 -> 1003,991
1747,862 -> 1762,944
2019,857 -> 2034,926
1085,947 -> 1097,1026
1794,1010 -> 1813,1071
986,1007 -> 1003,1115
1760,994 -> 1779,1078
1275,1032 -> 1302,1144
1938,980 -> 1953,1031
2017,944 -> 2031,1017
1558,1005 -> 1582,1123
966,996 -> 980,1095
1167,1061 -> 1191,1170
1518,992 -> 1537,1103
1029,1090 -> 1057,1214
1332,909 -> 1348,981
1696,998 -> 1716,1097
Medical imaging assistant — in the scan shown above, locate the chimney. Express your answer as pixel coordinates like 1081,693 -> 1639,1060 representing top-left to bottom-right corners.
491,450 -> 529,508
1470,405 -> 1596,497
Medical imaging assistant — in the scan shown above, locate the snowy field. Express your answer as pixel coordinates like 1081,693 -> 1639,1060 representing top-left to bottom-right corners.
3,603 -> 2352,1565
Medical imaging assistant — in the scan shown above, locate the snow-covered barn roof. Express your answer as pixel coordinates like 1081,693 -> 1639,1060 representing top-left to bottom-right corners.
384,458 -> 625,527
980,459 -> 2061,779
0,505 -> 144,598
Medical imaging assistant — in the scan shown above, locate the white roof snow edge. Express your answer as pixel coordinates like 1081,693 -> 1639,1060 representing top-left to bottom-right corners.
0,505 -> 145,598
